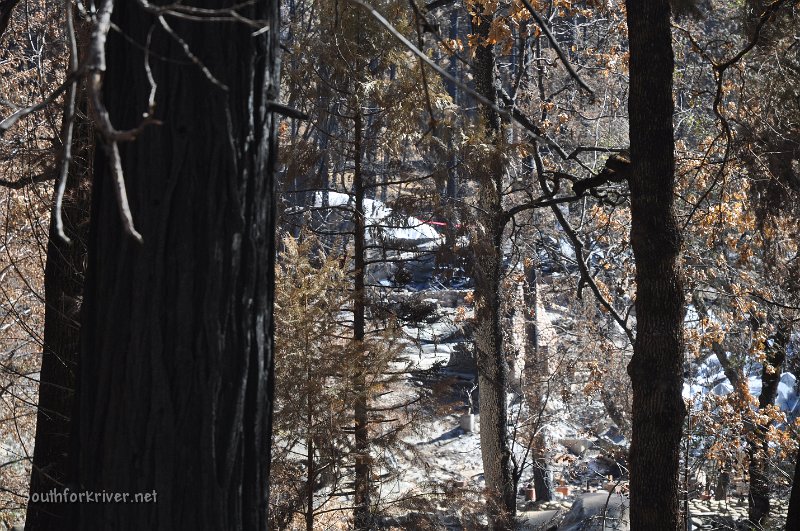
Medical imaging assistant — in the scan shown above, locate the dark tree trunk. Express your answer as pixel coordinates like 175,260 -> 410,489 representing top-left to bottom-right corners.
748,329 -> 786,527
787,442 -> 800,530
304,331 -> 315,531
473,198 -> 513,531
709,326 -> 786,525
444,8 -> 460,246
471,8 -> 515,529
25,47 -> 93,531
305,429 -> 315,531
522,262 -> 553,503
715,467 -> 730,501
68,2 -> 279,530
625,1 -> 687,530
352,109 -> 372,531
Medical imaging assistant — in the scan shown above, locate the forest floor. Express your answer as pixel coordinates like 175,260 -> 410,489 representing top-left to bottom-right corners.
371,282 -> 793,530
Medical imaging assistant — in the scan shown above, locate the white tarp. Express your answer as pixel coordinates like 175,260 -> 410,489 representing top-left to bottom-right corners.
314,191 -> 444,246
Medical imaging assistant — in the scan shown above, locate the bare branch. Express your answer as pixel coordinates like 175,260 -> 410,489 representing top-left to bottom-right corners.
157,16 -> 228,91
502,193 -> 582,224
347,0 -> 500,115
267,101 -> 309,120
713,0 -> 797,73
134,0 -> 264,28
103,141 -> 143,243
85,0 -> 148,243
53,0 -> 81,245
0,171 -> 55,189
497,89 -> 568,158
567,146 -> 628,160
518,0 -> 594,95
679,0 -> 798,228
0,71 -> 81,136
533,149 -> 634,343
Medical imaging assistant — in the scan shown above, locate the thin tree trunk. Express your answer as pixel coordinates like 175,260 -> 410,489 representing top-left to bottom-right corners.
523,262 -> 553,502
306,428 -> 314,531
715,466 -> 730,501
68,2 -> 279,529
25,33 -> 93,530
625,1 -> 686,529
305,327 -> 316,531
474,208 -> 513,530
748,329 -> 786,527
471,7 -> 515,528
352,109 -> 372,531
786,442 -> 800,530
709,327 -> 786,526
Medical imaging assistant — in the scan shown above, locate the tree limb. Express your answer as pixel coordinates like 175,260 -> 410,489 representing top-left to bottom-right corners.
570,151 -> 630,196
53,0 -> 80,245
0,171 -> 55,189
518,0 -> 594,94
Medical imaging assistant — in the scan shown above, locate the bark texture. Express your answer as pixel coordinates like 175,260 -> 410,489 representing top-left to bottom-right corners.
68,1 -> 279,529
522,262 -> 553,502
471,8 -> 515,529
352,109 -> 372,531
0,0 -> 20,38
625,1 -> 687,529
25,66 -> 93,531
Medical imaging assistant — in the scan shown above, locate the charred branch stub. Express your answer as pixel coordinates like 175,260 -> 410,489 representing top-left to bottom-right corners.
571,151 -> 631,197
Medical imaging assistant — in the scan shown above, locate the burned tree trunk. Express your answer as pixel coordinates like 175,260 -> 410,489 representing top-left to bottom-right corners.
352,109 -> 372,531
68,2 -> 279,529
25,48 -> 93,531
625,1 -> 687,529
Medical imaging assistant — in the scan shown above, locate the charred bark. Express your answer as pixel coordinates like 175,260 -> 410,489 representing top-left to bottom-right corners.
68,2 -> 279,529
625,1 -> 687,529
352,109 -> 372,531
25,47 -> 93,531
